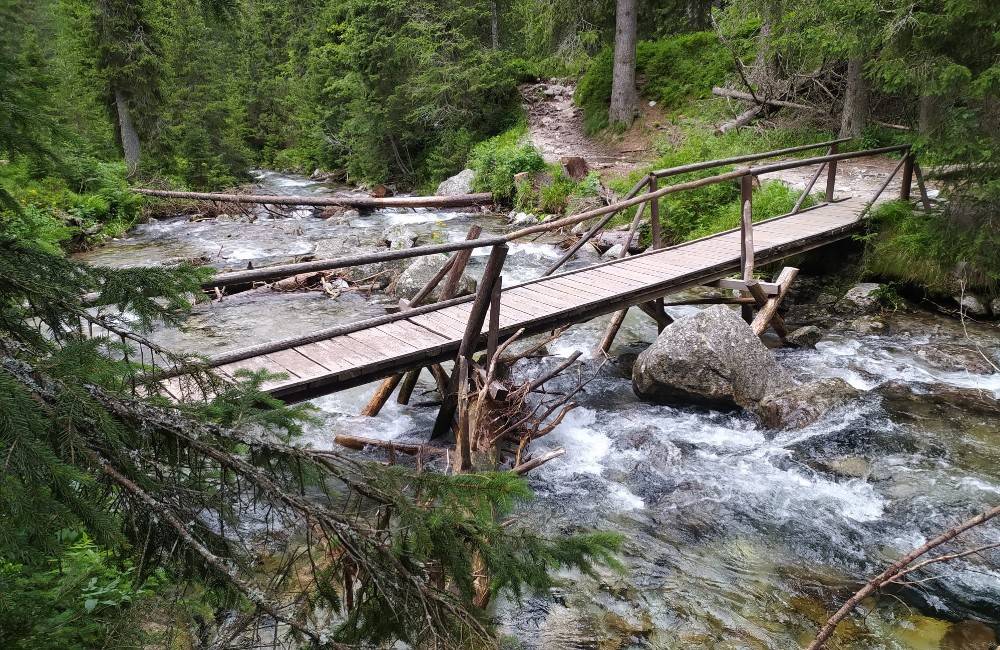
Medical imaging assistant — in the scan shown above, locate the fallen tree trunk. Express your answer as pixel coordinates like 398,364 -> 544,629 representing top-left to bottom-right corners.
133,187 -> 494,209
712,87 -> 911,131
715,104 -> 765,135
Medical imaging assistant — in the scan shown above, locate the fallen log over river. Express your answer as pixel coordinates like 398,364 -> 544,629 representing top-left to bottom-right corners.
132,187 -> 495,209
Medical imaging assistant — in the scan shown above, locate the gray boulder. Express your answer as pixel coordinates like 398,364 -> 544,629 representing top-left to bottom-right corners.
632,305 -> 792,410
382,224 -> 419,250
507,211 -> 536,226
849,315 -> 888,335
836,282 -> 883,314
991,297 -> 1000,318
786,325 -> 823,348
435,169 -> 476,196
391,253 -> 476,302
755,378 -> 859,429
603,244 -> 625,259
955,292 -> 991,318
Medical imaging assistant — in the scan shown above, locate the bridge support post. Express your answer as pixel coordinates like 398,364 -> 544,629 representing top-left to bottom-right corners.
363,225 -> 482,414
751,267 -> 798,337
432,244 -> 509,453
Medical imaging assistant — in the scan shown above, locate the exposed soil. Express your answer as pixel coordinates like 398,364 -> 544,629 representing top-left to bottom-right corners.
520,80 -> 668,177
522,79 -> 934,201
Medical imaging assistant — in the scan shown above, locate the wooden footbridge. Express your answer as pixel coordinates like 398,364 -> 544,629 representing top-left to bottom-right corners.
155,139 -> 928,436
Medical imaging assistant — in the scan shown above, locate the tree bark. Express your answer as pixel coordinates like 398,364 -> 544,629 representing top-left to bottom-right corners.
918,94 -> 940,135
608,0 -> 638,128
490,0 -> 499,48
115,88 -> 141,178
750,1 -> 782,94
839,58 -> 870,138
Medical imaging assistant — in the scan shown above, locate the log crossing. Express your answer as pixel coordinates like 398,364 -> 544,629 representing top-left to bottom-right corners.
163,197 -> 869,402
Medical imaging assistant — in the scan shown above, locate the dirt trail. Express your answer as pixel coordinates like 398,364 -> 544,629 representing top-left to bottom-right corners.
521,79 -> 929,200
520,80 -> 665,176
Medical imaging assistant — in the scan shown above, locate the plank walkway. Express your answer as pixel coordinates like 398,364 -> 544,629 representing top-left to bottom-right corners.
167,198 -> 867,401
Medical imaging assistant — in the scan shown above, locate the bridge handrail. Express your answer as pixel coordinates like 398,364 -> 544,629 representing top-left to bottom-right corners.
203,142 -> 912,289
650,136 -> 852,179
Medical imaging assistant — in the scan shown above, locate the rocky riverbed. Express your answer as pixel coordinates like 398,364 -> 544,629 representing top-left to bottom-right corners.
78,171 -> 1000,649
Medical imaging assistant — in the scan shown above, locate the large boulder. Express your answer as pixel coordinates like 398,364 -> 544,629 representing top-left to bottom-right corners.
435,169 -> 476,196
755,378 -> 859,429
632,305 -> 792,410
391,253 -> 476,302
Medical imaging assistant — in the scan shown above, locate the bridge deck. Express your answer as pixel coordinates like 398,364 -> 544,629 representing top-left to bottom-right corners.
168,197 -> 867,401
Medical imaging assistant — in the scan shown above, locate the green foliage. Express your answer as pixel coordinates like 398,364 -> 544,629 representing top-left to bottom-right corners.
538,168 -> 577,214
0,532 -> 161,650
574,47 -> 615,134
576,32 -> 731,134
866,200 -> 999,295
469,125 -> 546,199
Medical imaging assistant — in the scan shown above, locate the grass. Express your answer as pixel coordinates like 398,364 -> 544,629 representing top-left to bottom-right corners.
865,200 -> 999,296
468,124 -> 546,199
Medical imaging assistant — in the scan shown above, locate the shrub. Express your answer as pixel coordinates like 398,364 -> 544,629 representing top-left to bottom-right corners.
469,126 -> 546,199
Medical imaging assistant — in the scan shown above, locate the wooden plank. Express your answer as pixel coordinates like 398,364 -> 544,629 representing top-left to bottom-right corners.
408,311 -> 469,340
267,348 -> 331,377
301,339 -> 370,373
376,320 -> 451,349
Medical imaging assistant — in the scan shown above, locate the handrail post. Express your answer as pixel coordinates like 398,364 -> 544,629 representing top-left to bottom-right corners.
825,142 -> 839,201
900,150 -> 914,201
649,174 -> 661,249
740,174 -> 755,324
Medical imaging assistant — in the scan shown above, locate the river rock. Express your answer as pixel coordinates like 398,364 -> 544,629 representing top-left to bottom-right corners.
507,211 -> 536,226
916,343 -> 998,375
942,620 -> 997,649
849,315 -> 888,335
603,244 -> 624,259
991,297 -> 1000,317
836,282 -> 882,314
632,305 -> 792,410
817,455 -> 871,479
595,230 -> 643,254
391,253 -> 476,301
435,168 -> 475,196
786,325 -> 823,348
755,377 -> 859,429
955,291 -> 991,318
879,380 -> 1000,418
382,224 -> 418,249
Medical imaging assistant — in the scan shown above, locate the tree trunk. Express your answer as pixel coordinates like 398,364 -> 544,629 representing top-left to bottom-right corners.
750,1 -> 782,94
490,0 -> 499,48
918,95 -> 940,135
686,0 -> 709,29
839,58 -> 870,138
608,0 -> 638,128
115,89 -> 141,178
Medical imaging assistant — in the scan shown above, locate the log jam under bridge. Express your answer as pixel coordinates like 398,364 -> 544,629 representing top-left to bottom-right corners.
154,140 -> 929,428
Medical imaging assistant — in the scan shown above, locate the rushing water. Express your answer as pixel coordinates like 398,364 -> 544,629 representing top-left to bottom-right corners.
78,172 -> 1000,648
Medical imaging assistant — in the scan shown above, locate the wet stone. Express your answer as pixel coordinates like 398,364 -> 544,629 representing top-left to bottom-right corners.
850,314 -> 888,334
915,343 -> 998,375
786,325 -> 824,348
836,282 -> 883,314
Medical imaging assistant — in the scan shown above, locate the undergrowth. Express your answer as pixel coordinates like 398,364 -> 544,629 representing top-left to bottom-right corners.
865,200 -> 999,296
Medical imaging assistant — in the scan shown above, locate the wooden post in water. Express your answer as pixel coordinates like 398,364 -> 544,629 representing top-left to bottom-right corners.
363,225 -> 481,415
433,243 -> 508,444
740,174 -> 755,324
825,142 -> 839,201
751,267 -> 799,336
